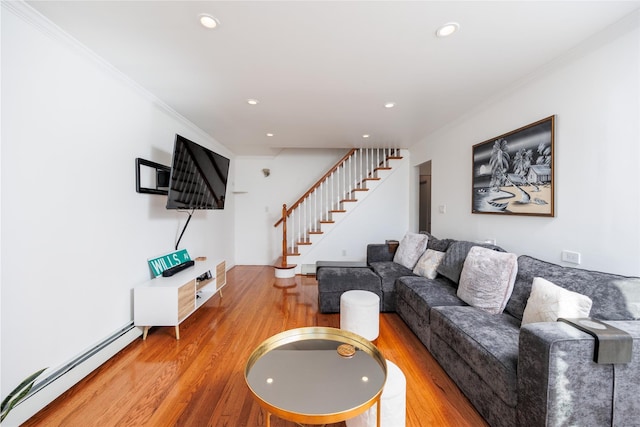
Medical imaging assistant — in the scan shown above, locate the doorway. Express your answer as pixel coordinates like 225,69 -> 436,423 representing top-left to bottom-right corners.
418,160 -> 431,233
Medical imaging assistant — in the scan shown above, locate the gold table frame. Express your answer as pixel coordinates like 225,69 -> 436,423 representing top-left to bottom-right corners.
245,327 -> 387,427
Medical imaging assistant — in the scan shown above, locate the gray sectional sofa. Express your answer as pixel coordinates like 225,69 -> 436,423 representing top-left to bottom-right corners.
316,235 -> 640,427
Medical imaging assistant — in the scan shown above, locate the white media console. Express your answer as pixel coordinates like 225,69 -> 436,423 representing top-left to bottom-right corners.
134,259 -> 226,340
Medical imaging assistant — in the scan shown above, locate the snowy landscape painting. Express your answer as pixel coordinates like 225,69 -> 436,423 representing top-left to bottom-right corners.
472,116 -> 555,216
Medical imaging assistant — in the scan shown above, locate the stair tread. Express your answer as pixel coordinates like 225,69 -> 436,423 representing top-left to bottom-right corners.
273,261 -> 297,269
274,148 -> 404,264
274,264 -> 297,269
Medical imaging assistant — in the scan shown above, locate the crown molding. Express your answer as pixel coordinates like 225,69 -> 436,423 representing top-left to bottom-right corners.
2,0 -> 222,150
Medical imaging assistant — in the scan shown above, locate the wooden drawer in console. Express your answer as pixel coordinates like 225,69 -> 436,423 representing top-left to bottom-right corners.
177,279 -> 195,321
216,261 -> 226,287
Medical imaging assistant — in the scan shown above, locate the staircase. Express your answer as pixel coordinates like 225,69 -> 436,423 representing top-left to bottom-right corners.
273,148 -> 404,277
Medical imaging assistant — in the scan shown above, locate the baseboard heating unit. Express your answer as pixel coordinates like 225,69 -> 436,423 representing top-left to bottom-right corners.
4,323 -> 141,426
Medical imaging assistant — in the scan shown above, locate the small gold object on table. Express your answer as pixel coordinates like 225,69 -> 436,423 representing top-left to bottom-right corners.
245,327 -> 387,427
337,343 -> 356,358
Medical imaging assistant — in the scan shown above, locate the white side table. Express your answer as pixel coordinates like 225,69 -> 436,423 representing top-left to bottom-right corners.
340,290 -> 380,341
346,359 -> 407,427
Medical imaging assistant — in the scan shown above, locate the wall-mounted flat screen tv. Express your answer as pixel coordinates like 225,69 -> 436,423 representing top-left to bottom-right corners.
166,134 -> 230,210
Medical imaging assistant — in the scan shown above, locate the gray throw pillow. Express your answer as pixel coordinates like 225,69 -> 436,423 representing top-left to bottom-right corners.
457,246 -> 518,315
420,232 -> 455,252
437,240 -> 504,284
393,232 -> 429,270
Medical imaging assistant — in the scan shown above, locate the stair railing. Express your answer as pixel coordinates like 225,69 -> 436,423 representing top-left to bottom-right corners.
274,148 -> 400,265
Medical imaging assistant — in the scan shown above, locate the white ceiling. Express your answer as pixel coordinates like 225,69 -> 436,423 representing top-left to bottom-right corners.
26,1 -> 640,156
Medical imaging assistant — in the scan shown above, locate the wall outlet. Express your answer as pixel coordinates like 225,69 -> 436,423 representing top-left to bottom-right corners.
439,204 -> 447,214
342,249 -> 347,256
561,250 -> 581,264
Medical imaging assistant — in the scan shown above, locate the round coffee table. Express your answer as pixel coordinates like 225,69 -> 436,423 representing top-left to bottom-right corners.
245,327 -> 387,426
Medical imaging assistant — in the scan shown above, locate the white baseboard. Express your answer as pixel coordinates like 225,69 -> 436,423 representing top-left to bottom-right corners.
2,327 -> 142,426
301,264 -> 317,275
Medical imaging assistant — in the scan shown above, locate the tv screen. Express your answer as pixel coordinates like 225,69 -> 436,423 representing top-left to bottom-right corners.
166,134 -> 230,210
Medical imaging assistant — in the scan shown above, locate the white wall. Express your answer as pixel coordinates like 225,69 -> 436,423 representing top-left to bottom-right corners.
234,148 -> 349,265
1,4 -> 235,398
296,157 -> 411,266
234,149 -> 411,266
409,11 -> 640,276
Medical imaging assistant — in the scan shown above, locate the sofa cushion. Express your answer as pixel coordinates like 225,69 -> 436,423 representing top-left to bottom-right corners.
457,247 -> 518,315
521,277 -> 592,325
413,249 -> 445,279
370,261 -> 414,294
506,255 -> 640,321
395,276 -> 465,324
316,266 -> 382,313
431,306 -> 520,407
393,232 -> 429,269
437,240 -> 505,284
369,261 -> 415,311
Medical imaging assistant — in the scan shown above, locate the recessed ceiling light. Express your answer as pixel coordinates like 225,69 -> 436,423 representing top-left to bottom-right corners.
436,22 -> 459,38
362,134 -> 370,138
247,99 -> 259,105
266,133 -> 274,137
199,14 -> 219,29
384,102 -> 396,109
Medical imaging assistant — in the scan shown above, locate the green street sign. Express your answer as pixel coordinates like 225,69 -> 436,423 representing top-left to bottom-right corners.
148,249 -> 191,277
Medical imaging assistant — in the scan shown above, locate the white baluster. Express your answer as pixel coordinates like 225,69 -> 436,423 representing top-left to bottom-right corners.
330,171 -> 334,211
291,207 -> 295,252
318,183 -> 321,225
302,199 -> 306,242
359,148 -> 363,188
365,147 -> 369,179
370,148 -> 374,177
305,197 -> 309,239
352,149 -> 357,192
348,155 -> 352,198
308,195 -> 312,235
339,163 -> 343,205
297,206 -> 301,246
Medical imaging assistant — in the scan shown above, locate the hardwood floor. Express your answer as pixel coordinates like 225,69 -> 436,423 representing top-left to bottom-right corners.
24,266 -> 488,427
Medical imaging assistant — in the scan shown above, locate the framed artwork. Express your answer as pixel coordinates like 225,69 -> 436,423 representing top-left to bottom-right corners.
472,116 -> 555,217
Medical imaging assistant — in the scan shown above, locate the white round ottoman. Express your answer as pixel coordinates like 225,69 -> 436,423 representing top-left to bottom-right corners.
340,290 -> 380,341
346,359 -> 407,427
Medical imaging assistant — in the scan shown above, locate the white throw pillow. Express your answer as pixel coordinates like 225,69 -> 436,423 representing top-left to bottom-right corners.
521,277 -> 593,325
413,249 -> 445,279
393,232 -> 429,270
457,246 -> 518,315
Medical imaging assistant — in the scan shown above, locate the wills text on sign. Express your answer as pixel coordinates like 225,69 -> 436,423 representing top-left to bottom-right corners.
148,249 -> 191,277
